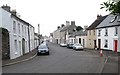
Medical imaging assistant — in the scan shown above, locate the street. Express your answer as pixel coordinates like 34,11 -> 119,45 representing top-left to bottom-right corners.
3,43 -> 107,73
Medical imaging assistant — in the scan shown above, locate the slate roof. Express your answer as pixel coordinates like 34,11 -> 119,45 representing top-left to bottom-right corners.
69,29 -> 87,37
60,25 -> 76,32
87,15 -> 108,30
96,14 -> 120,29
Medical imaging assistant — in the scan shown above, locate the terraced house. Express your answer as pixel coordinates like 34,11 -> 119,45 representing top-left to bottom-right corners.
60,21 -> 76,44
96,14 -> 120,52
86,15 -> 107,49
0,5 -> 35,59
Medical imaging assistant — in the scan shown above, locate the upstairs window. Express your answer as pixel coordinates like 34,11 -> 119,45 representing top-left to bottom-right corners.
13,21 -> 16,33
98,30 -> 101,36
105,28 -> 108,36
110,16 -> 117,23
18,23 -> 20,34
93,30 -> 95,35
115,27 -> 118,36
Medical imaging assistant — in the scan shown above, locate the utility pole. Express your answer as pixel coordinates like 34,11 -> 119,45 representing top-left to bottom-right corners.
38,24 -> 40,45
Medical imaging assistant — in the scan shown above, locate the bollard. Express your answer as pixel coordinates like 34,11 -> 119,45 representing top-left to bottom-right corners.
100,49 -> 103,57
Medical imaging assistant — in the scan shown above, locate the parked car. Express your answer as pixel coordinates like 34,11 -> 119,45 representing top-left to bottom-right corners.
37,44 -> 49,55
72,43 -> 83,50
60,43 -> 67,47
67,43 -> 74,49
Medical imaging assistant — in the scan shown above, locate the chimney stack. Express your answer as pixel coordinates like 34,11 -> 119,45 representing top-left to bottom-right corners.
2,4 -> 11,12
57,26 -> 60,29
66,21 -> 70,26
84,26 -> 88,30
71,21 -> 75,25
61,24 -> 65,27
11,9 -> 17,15
97,14 -> 102,20
38,24 -> 40,35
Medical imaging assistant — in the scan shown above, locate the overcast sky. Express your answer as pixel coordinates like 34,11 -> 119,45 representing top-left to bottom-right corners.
0,0 -> 109,36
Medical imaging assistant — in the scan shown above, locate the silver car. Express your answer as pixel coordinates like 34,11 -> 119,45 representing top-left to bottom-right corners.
37,44 -> 49,55
72,43 -> 83,50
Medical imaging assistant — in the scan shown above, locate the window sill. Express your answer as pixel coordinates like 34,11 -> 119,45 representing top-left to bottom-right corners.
104,35 -> 108,36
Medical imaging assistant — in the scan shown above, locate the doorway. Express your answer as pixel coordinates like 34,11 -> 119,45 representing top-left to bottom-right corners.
98,39 -> 101,50
114,40 -> 118,52
22,38 -> 25,55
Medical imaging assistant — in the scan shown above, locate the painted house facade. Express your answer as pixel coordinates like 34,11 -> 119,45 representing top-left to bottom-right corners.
52,25 -> 65,44
86,15 -> 107,49
75,30 -> 87,48
0,5 -> 35,59
96,14 -> 120,52
60,21 -> 76,44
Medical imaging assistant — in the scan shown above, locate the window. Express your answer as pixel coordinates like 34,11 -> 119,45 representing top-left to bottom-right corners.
93,30 -> 95,35
105,28 -> 108,36
13,21 -> 16,33
110,16 -> 117,23
22,25 -> 24,34
18,23 -> 20,34
104,40 -> 108,48
14,40 -> 17,52
98,30 -> 101,36
25,26 -> 26,35
115,27 -> 118,36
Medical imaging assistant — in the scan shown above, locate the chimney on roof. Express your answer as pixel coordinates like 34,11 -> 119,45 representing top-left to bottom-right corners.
11,9 -> 17,15
66,21 -> 70,26
71,21 -> 75,25
84,26 -> 88,30
2,4 -> 11,12
97,14 -> 102,20
61,24 -> 65,27
57,26 -> 60,29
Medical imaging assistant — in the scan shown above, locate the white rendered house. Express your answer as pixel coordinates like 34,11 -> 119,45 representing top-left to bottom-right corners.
0,5 -> 35,59
96,14 -> 120,52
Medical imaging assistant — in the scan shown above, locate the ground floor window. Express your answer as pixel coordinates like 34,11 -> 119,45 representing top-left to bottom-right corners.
104,39 -> 108,48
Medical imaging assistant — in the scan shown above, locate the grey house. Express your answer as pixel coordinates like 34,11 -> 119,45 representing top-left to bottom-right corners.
60,21 -> 76,44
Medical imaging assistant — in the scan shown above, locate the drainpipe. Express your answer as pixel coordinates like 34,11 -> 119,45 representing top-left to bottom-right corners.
28,25 -> 30,52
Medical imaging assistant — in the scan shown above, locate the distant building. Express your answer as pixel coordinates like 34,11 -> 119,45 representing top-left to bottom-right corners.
52,24 -> 65,44
60,21 -> 76,44
0,5 -> 35,59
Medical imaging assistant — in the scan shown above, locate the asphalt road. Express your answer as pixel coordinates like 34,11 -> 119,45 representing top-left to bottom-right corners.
3,43 -> 105,73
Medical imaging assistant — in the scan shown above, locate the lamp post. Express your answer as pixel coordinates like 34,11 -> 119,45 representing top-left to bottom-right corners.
38,24 -> 40,45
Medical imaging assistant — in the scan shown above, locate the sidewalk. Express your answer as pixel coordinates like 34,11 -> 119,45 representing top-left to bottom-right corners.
85,49 -> 119,73
2,49 -> 37,67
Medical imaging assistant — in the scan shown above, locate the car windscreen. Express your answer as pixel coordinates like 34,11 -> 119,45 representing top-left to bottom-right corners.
74,44 -> 81,46
39,45 -> 48,49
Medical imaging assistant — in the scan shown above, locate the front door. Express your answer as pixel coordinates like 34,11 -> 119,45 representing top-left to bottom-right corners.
98,39 -> 101,50
94,40 -> 96,48
22,38 -> 25,55
114,40 -> 118,52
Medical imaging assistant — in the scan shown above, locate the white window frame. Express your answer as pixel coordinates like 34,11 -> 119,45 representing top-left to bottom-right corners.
13,21 -> 16,33
104,39 -> 108,48
115,27 -> 118,36
105,28 -> 108,36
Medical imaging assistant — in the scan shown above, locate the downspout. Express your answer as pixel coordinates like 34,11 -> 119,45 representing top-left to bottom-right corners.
28,24 -> 30,52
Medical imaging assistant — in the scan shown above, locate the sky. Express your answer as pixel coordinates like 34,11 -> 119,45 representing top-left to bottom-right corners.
0,0 -> 110,36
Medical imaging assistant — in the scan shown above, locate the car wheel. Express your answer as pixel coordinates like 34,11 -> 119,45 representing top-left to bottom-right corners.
37,53 -> 40,56
47,52 -> 49,55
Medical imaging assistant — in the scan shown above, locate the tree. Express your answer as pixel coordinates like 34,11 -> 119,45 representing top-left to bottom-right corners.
100,0 -> 120,14
76,26 -> 83,31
